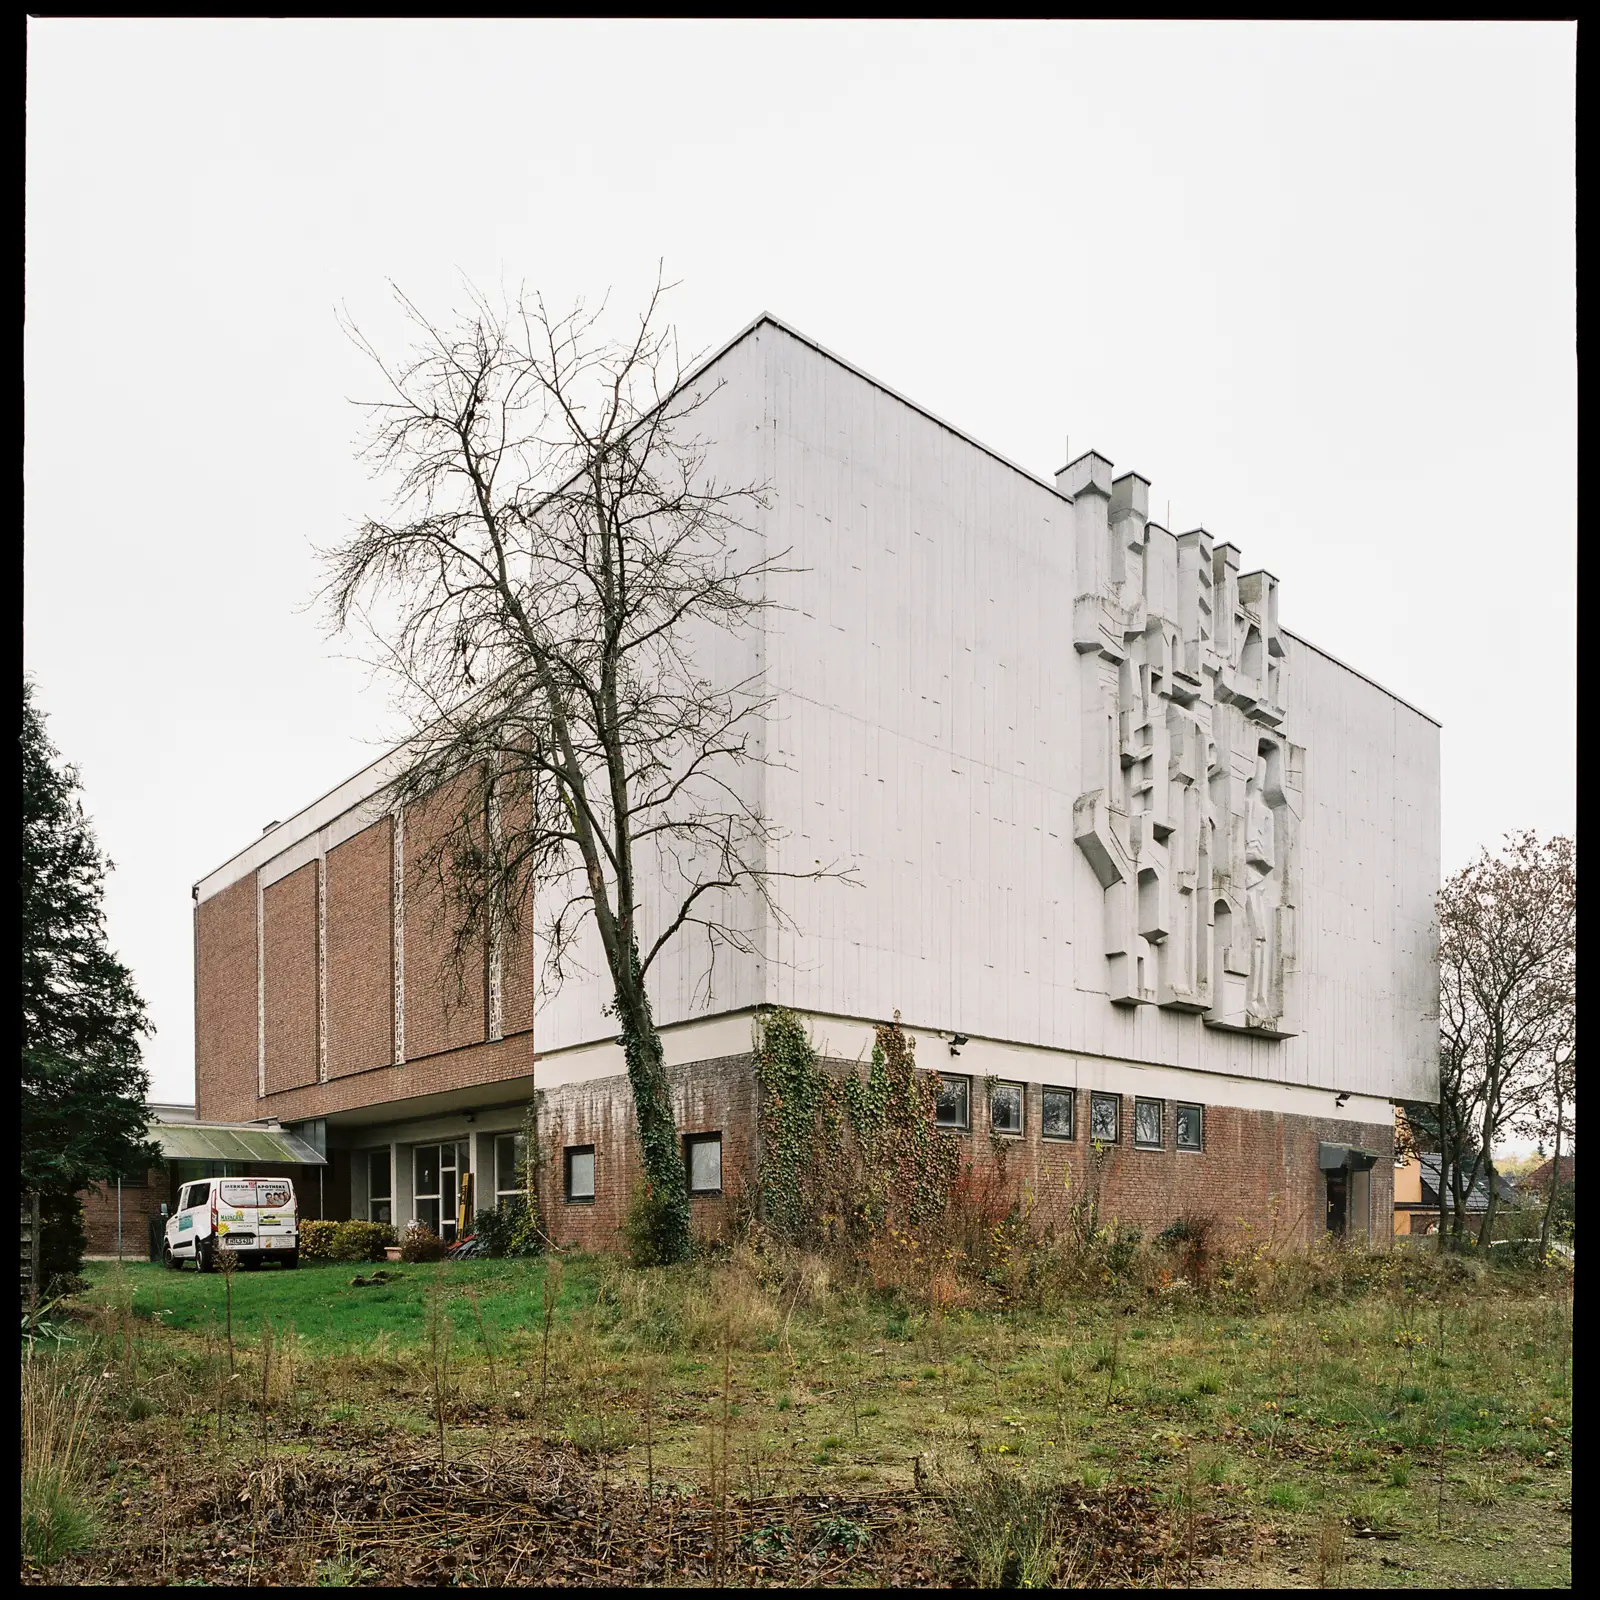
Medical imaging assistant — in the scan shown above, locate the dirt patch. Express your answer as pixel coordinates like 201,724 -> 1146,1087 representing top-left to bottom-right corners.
32,1440 -> 1260,1588
36,1441 -> 941,1587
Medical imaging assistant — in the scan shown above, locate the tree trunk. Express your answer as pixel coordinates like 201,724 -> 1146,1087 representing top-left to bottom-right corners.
1448,1154 -> 1470,1245
1475,1144 -> 1501,1252
614,949 -> 691,1264
1539,1089 -> 1564,1256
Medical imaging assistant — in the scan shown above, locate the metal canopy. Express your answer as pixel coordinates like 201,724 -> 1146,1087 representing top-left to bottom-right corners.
150,1123 -> 327,1166
1318,1142 -> 1380,1173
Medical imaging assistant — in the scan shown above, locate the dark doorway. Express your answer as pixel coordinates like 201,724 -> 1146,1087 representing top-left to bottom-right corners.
1326,1170 -> 1349,1235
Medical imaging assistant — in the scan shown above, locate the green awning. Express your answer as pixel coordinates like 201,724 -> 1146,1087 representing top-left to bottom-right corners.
150,1123 -> 326,1166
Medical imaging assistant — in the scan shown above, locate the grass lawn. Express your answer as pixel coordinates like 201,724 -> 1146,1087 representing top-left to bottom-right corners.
23,1252 -> 1573,1587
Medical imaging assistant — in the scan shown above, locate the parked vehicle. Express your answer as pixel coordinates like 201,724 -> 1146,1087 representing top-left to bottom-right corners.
162,1177 -> 299,1271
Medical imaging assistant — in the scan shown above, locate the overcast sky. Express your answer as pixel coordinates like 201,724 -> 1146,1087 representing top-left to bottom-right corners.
25,20 -> 1575,1104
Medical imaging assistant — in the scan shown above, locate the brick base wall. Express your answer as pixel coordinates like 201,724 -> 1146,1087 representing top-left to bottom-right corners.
530,1053 -> 1392,1254
536,1056 -> 758,1252
80,1169 -> 171,1259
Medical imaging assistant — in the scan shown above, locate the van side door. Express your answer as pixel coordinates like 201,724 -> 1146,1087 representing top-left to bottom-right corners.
176,1180 -> 211,1253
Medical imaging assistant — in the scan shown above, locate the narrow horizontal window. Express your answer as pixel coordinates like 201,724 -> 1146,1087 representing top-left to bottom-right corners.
1042,1088 -> 1075,1141
989,1080 -> 1024,1135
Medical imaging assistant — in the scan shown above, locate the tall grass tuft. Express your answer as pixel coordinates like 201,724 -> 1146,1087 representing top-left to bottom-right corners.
956,1463 -> 1064,1588
21,1356 -> 98,1567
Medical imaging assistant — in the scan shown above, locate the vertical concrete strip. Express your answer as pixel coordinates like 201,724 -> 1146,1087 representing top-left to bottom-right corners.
255,869 -> 266,1100
487,780 -> 504,1043
317,852 -> 329,1083
392,807 -> 406,1066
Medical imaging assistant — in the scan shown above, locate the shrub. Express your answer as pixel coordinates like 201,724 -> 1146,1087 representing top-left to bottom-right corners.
330,1220 -> 396,1263
622,1183 -> 677,1268
1156,1212 -> 1217,1286
399,1223 -> 444,1263
471,1200 -> 541,1259
298,1220 -> 339,1261
298,1220 -> 338,1260
38,1192 -> 88,1299
955,1465 -> 1065,1588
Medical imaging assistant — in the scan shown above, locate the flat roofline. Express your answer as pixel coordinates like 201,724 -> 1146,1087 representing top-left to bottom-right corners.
193,312 -> 1438,897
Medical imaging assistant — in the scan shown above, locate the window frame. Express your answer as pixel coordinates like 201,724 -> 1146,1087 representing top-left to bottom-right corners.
563,1144 -> 597,1205
1041,1086 -> 1076,1141
933,1073 -> 971,1132
1088,1091 -> 1121,1146
367,1150 -> 393,1225
185,1181 -> 212,1211
1133,1097 -> 1165,1151
412,1140 -> 469,1242
683,1132 -> 724,1197
988,1079 -> 1025,1137
495,1132 -> 529,1210
1175,1102 -> 1205,1154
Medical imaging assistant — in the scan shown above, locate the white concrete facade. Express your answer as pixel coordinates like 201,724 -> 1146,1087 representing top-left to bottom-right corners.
194,315 -> 1440,1118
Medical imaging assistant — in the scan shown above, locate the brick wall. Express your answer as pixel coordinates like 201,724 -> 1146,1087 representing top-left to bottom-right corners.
79,1168 -> 171,1258
902,1070 -> 1393,1249
196,783 -> 535,1127
195,876 -> 258,1124
326,818 -> 393,1078
263,862 -> 319,1094
404,780 -> 488,1061
536,1056 -> 759,1252
527,1053 -> 1392,1255
257,1032 -> 536,1123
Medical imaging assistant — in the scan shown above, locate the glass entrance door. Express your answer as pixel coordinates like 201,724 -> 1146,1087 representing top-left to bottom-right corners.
414,1141 -> 470,1241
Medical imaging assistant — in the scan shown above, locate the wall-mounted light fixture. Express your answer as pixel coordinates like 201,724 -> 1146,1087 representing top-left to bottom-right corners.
949,1033 -> 969,1057
1334,1092 -> 1351,1109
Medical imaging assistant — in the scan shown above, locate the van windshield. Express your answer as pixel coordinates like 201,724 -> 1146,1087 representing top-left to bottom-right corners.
218,1179 -> 293,1210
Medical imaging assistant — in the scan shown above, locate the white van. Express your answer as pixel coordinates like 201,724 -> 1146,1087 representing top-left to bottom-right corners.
163,1177 -> 299,1271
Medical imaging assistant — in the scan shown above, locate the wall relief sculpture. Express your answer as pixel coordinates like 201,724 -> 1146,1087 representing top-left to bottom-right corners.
1059,452 -> 1303,1038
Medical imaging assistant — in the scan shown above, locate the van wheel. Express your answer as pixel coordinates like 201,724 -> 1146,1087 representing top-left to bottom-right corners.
282,1251 -> 299,1271
162,1243 -> 177,1271
196,1240 -> 215,1274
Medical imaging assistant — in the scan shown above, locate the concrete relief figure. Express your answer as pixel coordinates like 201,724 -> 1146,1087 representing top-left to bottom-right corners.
1064,452 -> 1300,1039
1244,754 -> 1275,1013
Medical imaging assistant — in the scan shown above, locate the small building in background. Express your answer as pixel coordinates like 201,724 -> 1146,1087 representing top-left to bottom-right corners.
1392,1153 -> 1517,1236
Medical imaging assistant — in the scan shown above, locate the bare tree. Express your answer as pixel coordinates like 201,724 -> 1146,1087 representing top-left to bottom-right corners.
1435,831 -> 1575,1252
320,275 -> 843,1263
1514,1008 -> 1575,1255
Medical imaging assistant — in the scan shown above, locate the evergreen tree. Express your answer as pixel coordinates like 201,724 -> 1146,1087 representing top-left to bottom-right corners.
21,679 -> 156,1279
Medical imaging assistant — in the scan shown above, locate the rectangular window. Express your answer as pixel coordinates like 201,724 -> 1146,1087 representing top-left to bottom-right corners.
1134,1097 -> 1164,1150
368,1151 -> 392,1224
495,1132 -> 529,1210
684,1133 -> 723,1196
1175,1103 -> 1204,1153
1042,1087 -> 1075,1140
564,1145 -> 596,1203
1089,1092 -> 1120,1145
989,1080 -> 1024,1135
186,1181 -> 212,1210
412,1141 -> 468,1242
934,1074 -> 970,1130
